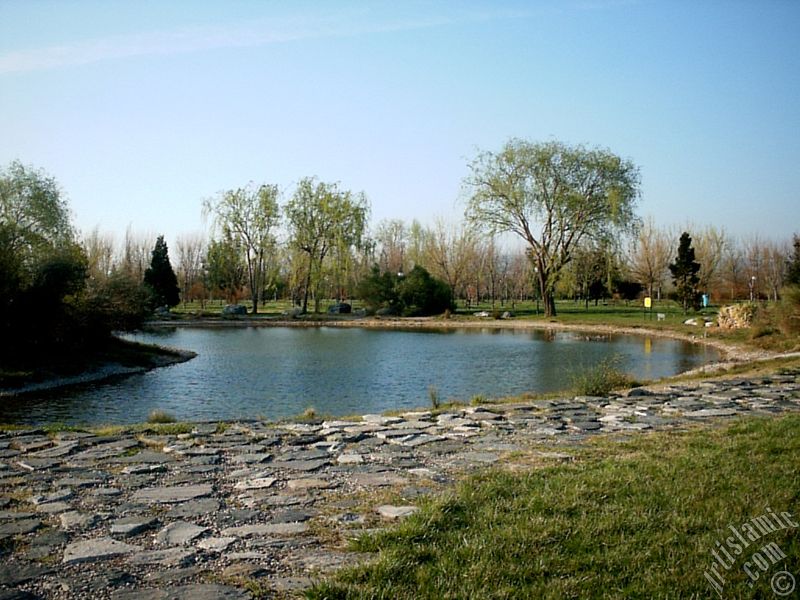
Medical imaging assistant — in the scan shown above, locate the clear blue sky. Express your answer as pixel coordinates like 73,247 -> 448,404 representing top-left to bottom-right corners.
1,0 -> 798,247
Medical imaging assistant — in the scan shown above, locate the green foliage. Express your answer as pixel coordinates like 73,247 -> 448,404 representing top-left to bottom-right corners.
571,355 -> 634,396
285,177 -> 370,313
466,139 -> 640,317
308,415 -> 800,599
397,265 -> 454,316
82,272 -> 152,333
358,265 -> 453,316
0,160 -> 73,268
357,265 -> 400,312
143,235 -> 180,308
205,235 -> 246,303
0,162 -> 151,367
669,231 -> 701,312
204,183 -> 281,314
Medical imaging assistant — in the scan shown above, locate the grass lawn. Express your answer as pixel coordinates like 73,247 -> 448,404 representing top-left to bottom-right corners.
307,415 -> 800,599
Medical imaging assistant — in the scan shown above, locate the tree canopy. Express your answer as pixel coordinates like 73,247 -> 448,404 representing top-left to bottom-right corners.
285,178 -> 369,313
204,184 -> 280,314
465,139 -> 640,316
0,160 -> 73,270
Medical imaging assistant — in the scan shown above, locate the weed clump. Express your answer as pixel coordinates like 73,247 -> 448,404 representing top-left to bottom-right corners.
572,356 -> 634,396
428,385 -> 441,410
146,409 -> 177,424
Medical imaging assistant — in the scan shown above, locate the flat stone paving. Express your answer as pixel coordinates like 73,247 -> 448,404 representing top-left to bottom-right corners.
1,369 -> 799,599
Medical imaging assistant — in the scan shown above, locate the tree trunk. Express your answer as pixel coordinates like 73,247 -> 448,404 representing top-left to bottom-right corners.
302,255 -> 312,314
537,264 -> 557,317
543,292 -> 556,317
251,293 -> 258,315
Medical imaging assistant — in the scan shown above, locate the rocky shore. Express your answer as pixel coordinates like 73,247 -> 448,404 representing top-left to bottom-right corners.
1,368 -> 799,599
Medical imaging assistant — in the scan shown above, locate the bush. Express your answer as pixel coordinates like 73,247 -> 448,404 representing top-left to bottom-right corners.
572,356 -> 634,396
397,266 -> 454,316
358,264 -> 453,317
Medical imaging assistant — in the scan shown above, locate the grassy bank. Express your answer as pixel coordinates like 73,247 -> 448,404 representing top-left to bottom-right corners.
308,415 -> 800,599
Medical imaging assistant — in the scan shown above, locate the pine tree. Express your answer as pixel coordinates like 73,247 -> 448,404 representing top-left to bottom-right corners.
143,235 -> 180,308
669,232 -> 701,312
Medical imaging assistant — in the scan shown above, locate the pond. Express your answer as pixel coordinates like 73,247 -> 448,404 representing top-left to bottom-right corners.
2,326 -> 720,425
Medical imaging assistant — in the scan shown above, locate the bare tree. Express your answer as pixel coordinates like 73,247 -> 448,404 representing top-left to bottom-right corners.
744,236 -> 765,301
625,216 -> 672,300
761,239 -> 789,302
120,225 -> 155,283
375,219 -> 407,275
175,232 -> 206,307
82,226 -> 116,283
423,219 -> 478,305
720,237 -> 745,301
691,224 -> 727,297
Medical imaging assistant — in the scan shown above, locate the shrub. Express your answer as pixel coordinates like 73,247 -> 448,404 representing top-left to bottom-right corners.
572,356 -> 634,396
397,266 -> 454,316
358,264 -> 453,316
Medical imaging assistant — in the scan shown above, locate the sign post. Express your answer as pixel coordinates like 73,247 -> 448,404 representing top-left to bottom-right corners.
644,296 -> 652,320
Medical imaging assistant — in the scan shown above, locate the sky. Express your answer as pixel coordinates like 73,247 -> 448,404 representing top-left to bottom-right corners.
1,0 -> 798,250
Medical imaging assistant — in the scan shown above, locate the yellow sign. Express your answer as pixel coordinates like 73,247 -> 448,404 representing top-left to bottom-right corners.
644,297 -> 652,308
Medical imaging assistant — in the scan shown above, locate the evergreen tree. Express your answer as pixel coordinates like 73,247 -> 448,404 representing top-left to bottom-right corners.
669,232 -> 701,312
144,235 -> 180,308
786,234 -> 800,286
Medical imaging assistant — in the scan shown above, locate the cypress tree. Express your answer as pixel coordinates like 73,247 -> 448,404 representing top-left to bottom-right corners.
669,232 -> 701,312
143,235 -> 180,308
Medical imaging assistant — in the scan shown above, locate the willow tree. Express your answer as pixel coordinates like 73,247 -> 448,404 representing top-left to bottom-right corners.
465,139 -> 640,317
285,178 -> 369,313
204,183 -> 280,314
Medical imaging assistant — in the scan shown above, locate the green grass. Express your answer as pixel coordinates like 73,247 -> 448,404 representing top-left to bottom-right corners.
307,415 -> 800,599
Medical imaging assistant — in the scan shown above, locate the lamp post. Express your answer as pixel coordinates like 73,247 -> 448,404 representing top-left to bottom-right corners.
749,275 -> 756,302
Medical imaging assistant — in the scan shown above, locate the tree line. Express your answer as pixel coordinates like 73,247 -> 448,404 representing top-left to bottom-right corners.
4,138 -> 800,349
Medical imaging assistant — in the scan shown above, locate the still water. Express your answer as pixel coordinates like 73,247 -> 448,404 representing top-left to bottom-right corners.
3,326 -> 719,425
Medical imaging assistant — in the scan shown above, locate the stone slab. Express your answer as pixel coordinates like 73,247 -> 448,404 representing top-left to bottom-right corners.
63,537 -> 140,564
131,484 -> 214,504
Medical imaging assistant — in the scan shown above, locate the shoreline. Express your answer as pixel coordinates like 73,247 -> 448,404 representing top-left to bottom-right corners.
2,314 -> 789,406
0,346 -> 196,399
146,314 -> 775,362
